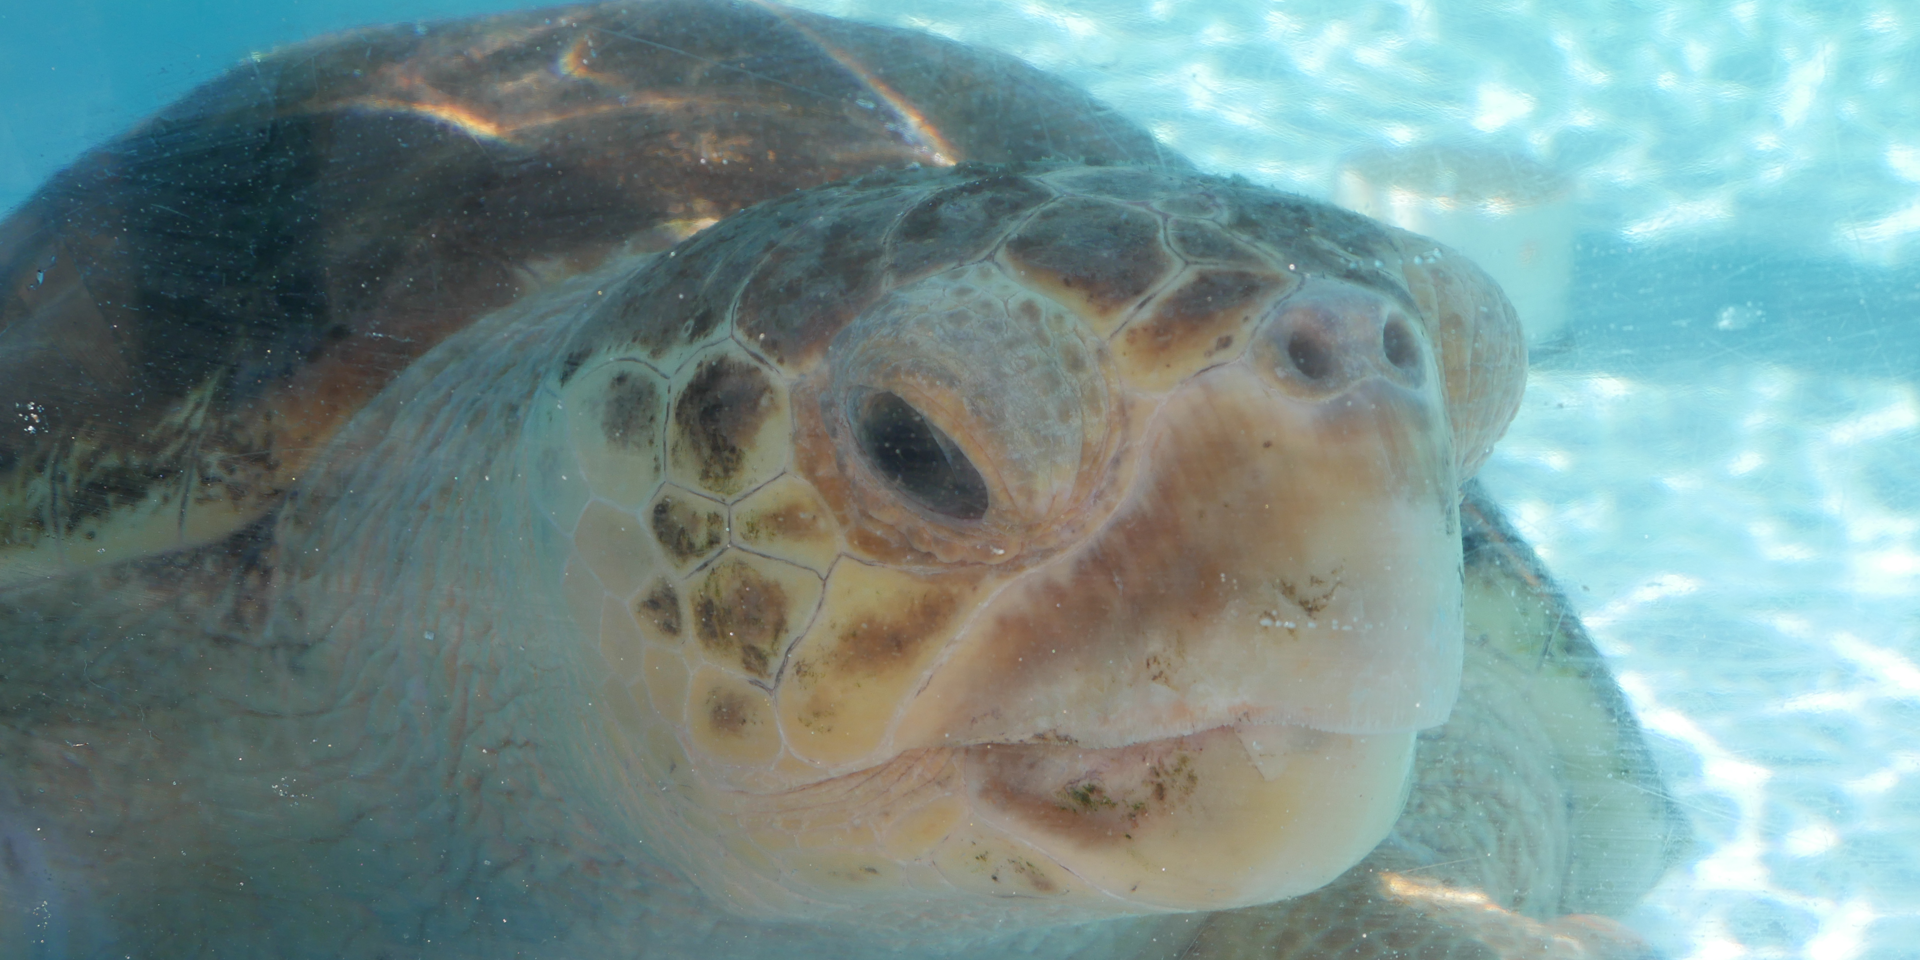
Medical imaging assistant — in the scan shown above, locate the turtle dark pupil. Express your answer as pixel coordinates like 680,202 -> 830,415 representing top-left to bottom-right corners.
856,392 -> 990,521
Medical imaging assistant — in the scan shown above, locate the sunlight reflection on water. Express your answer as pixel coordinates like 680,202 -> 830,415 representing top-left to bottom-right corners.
1479,364 -> 1919,959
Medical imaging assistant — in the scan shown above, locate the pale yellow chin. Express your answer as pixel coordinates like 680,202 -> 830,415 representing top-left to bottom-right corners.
959,724 -> 1416,911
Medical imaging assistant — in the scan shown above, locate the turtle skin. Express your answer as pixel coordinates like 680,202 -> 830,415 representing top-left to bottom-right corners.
0,2 -> 1686,958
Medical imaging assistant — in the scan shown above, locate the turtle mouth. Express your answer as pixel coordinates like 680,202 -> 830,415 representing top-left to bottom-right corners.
964,726 -> 1238,838
955,721 -> 1416,910
963,722 -> 1366,837
975,721 -> 1336,821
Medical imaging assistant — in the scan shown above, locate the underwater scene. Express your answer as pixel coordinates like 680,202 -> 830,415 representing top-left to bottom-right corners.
2,0 -> 1916,958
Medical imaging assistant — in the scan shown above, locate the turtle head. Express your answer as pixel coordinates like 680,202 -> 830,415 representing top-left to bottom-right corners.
542,165 -> 1523,928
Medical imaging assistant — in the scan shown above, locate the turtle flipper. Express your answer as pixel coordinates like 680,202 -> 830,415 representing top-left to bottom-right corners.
1449,481 -> 1691,917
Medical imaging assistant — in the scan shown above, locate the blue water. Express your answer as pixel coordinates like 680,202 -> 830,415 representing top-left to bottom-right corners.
5,1 -> 1918,957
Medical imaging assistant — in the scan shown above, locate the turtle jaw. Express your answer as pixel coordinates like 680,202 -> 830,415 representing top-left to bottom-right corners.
959,723 -> 1416,911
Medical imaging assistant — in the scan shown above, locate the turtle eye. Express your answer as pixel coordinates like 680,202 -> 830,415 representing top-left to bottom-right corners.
856,392 -> 989,521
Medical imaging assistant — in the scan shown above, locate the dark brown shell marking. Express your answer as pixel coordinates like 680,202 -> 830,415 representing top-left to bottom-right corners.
0,0 -> 1179,579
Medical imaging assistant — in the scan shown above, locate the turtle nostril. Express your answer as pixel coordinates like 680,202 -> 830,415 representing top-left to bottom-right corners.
1382,319 -> 1419,372
1286,331 -> 1334,381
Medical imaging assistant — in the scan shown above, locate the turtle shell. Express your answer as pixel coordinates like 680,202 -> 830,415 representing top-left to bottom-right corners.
0,0 -> 1179,588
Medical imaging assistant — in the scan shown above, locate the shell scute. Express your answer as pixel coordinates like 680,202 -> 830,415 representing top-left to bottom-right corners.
886,173 -> 1055,279
731,474 -> 843,575
635,577 -> 686,644
563,357 -> 667,510
1220,186 -> 1410,303
666,345 -> 791,500
1114,267 -> 1298,392
998,196 -> 1176,334
1151,191 -> 1228,219
600,593 -> 649,684
574,498 -> 663,599
689,666 -> 784,765
593,260 -> 734,368
1048,165 -> 1171,201
777,563 -> 985,768
687,551 -> 822,681
640,645 -> 693,726
731,184 -> 918,371
647,485 -> 729,572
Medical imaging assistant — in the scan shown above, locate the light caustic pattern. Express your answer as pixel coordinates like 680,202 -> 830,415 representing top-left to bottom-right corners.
805,0 -> 1920,265
1479,364 -> 1920,960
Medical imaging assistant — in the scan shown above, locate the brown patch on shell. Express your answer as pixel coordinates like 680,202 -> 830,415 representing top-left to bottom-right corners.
1116,268 -> 1294,390
564,357 -> 667,509
888,174 -> 1055,279
691,556 -> 792,679
743,500 -> 823,542
689,667 -> 782,765
669,352 -> 781,497
635,578 -> 683,640
648,488 -> 727,570
778,563 -> 984,767
707,685 -> 757,736
1166,218 -> 1264,265
732,475 -> 841,574
834,588 -> 959,679
969,741 -> 1203,845
599,366 -> 664,452
1000,197 -> 1174,331
730,182 -> 917,371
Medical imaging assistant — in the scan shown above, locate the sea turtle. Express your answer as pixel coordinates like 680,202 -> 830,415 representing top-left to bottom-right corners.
0,1 -> 1688,957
